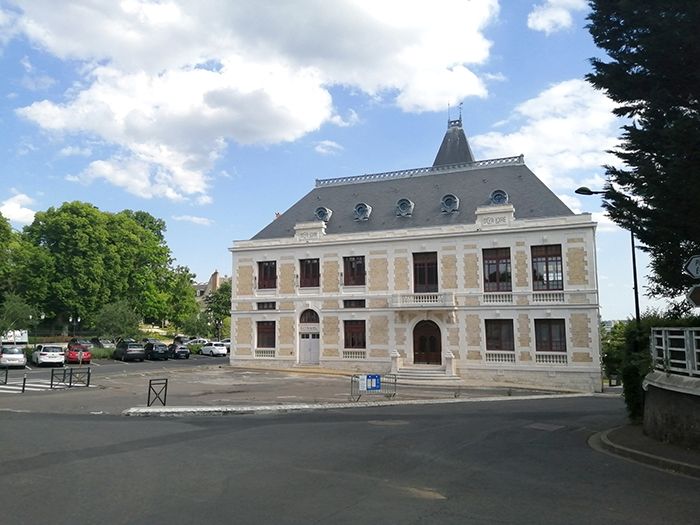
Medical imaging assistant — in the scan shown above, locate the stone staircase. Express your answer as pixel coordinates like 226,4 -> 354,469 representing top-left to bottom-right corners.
396,365 -> 462,384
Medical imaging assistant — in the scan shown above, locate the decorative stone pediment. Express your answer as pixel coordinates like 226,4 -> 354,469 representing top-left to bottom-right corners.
294,221 -> 326,241
475,204 -> 515,229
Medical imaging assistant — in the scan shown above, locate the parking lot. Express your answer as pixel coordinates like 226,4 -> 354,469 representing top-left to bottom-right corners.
0,354 -> 563,416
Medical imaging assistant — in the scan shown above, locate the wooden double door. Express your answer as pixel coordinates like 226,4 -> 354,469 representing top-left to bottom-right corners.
413,320 -> 442,364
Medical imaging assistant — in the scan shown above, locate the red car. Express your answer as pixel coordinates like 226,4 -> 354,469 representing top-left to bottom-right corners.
66,338 -> 92,364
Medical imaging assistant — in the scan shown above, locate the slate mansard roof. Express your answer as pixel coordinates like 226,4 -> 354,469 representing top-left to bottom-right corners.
252,120 -> 574,241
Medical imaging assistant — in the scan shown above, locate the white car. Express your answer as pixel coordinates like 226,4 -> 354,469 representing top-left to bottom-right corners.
220,338 -> 231,352
186,338 -> 209,347
32,345 -> 65,367
201,341 -> 227,356
0,346 -> 27,368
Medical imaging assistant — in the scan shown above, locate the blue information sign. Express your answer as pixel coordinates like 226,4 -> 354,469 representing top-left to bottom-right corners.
366,374 -> 381,391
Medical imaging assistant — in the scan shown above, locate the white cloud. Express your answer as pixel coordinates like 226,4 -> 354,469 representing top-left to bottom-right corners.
0,192 -> 36,225
556,194 -> 582,214
59,145 -> 92,157
314,140 -> 344,156
172,215 -> 213,226
591,211 -> 620,233
527,0 -> 587,35
19,55 -> 56,91
471,79 -> 619,191
9,0 -> 500,202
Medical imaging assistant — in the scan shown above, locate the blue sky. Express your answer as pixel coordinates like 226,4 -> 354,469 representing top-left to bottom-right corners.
0,1 -> 665,320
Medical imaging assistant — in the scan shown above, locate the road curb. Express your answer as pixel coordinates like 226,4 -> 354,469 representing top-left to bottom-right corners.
122,392 -> 593,417
593,427 -> 700,479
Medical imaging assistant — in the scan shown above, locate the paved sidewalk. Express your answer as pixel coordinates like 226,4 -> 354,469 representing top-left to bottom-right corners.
594,424 -> 700,479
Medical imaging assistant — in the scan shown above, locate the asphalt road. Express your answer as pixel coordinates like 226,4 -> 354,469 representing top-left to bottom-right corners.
0,396 -> 697,525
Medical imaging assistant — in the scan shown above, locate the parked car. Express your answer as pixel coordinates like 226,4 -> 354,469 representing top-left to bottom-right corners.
186,337 -> 209,347
31,345 -> 65,367
68,338 -> 94,351
201,341 -> 228,356
144,342 -> 169,360
91,337 -> 115,349
113,341 -> 145,362
65,347 -> 91,364
220,338 -> 231,353
167,343 -> 190,359
0,346 -> 27,368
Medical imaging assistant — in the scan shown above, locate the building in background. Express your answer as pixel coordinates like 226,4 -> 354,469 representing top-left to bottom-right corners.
230,119 -> 601,392
194,270 -> 230,308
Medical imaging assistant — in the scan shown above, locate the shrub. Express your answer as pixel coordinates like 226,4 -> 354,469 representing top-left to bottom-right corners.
188,344 -> 202,355
616,308 -> 700,421
89,348 -> 115,360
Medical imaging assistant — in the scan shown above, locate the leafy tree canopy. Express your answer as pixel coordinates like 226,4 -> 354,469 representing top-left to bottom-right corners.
19,201 -> 188,328
0,293 -> 36,336
586,0 -> 700,297
205,280 -> 231,340
93,300 -> 141,339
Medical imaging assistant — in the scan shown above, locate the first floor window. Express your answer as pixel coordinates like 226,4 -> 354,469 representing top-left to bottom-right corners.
343,256 -> 366,286
258,261 -> 277,289
344,320 -> 366,349
483,248 -> 512,292
485,319 -> 514,351
413,252 -> 438,293
300,258 -> 320,287
257,321 -> 275,348
532,245 -> 563,290
535,319 -> 566,352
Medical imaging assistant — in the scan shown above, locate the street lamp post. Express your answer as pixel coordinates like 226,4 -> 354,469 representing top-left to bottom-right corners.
68,315 -> 81,337
575,186 -> 642,331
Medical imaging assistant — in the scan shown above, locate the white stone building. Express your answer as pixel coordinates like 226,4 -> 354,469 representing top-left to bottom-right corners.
230,119 -> 601,392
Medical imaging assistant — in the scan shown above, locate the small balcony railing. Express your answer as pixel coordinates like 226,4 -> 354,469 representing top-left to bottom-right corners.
531,291 -> 565,303
485,351 -> 516,363
535,352 -> 568,365
481,293 -> 513,304
391,292 -> 456,308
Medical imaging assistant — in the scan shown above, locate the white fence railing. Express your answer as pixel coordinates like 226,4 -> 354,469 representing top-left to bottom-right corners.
651,327 -> 700,377
343,350 -> 367,359
255,349 -> 276,358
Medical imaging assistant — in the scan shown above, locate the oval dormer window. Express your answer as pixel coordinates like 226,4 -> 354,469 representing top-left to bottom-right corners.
353,202 -> 372,221
490,189 -> 509,205
396,198 -> 414,217
441,193 -> 459,213
314,206 -> 332,222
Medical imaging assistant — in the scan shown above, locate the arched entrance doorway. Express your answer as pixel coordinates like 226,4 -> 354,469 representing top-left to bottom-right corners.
413,320 -> 442,364
299,309 -> 320,364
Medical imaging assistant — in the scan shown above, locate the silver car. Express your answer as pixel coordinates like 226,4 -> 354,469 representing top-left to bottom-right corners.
0,346 -> 27,368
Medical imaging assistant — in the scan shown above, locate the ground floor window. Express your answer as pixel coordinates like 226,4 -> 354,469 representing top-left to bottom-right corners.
343,320 -> 366,349
535,319 -> 566,352
485,319 -> 514,351
257,321 -> 276,348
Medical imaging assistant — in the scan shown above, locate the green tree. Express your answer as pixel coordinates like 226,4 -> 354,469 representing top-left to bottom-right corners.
586,1 -> 700,298
0,293 -> 36,336
166,266 -> 199,328
93,300 -> 141,339
23,201 -> 111,324
0,213 -> 13,301
600,321 -> 625,378
205,280 -> 231,340
180,311 -> 212,338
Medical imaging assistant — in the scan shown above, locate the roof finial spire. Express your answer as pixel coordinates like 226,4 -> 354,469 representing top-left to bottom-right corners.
447,101 -> 462,129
